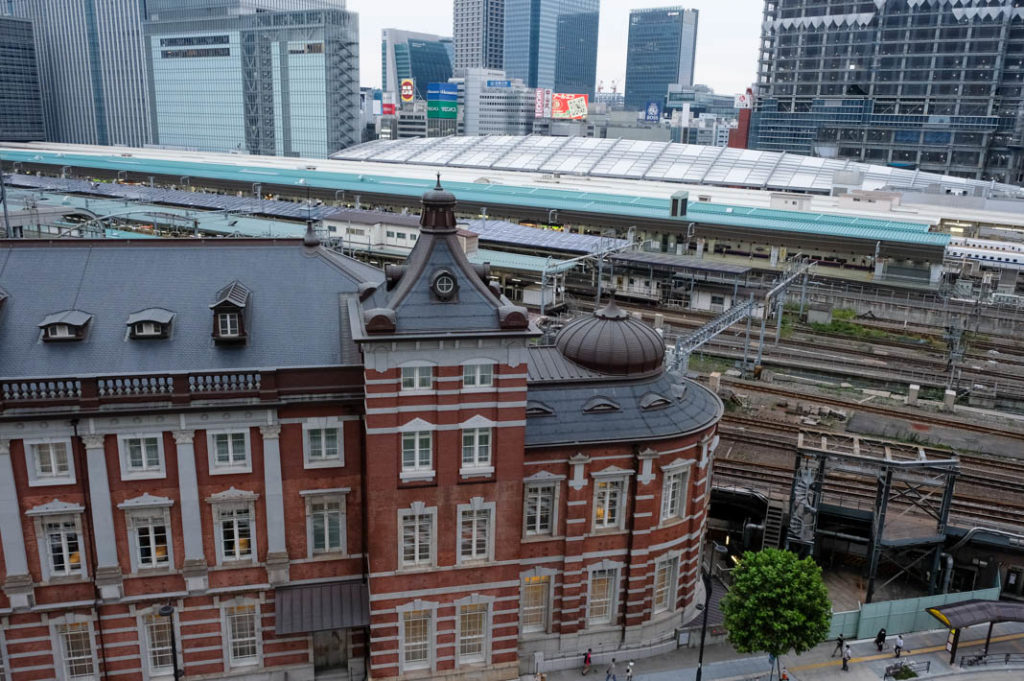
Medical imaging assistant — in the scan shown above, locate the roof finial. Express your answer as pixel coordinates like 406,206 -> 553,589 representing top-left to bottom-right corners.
435,172 -> 442,190
303,219 -> 320,248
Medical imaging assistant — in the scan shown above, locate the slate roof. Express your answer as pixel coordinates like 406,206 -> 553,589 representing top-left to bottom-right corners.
0,240 -> 382,379
126,308 -> 175,325
38,310 -> 94,328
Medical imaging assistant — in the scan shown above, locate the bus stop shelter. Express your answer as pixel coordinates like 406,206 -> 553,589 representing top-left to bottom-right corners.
926,599 -> 1024,664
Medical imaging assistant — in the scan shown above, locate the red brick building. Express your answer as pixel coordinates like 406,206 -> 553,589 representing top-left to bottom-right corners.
0,182 -> 722,681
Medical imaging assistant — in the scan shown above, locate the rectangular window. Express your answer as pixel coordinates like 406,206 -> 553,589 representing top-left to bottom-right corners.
524,483 -> 555,536
218,506 -> 253,562
521,576 -> 550,633
309,498 -> 345,554
33,442 -> 70,480
145,615 -> 174,675
218,312 -> 239,337
459,508 -> 490,561
123,436 -> 162,475
401,432 -> 432,472
462,363 -> 493,387
211,431 -> 249,471
401,366 -> 432,390
594,479 -> 625,530
132,514 -> 170,569
461,428 -> 491,468
661,469 -> 689,521
588,568 -> 616,625
59,622 -> 94,680
458,603 -> 487,663
401,512 -> 433,567
226,605 -> 258,666
653,557 -> 679,613
402,610 -> 430,669
306,426 -> 342,465
45,518 -> 82,577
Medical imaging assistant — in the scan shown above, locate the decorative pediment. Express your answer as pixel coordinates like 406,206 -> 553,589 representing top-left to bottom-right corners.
524,470 -> 566,482
591,465 -> 634,479
118,493 -> 175,510
26,498 -> 85,516
205,487 -> 259,504
398,417 -> 435,432
461,414 -> 495,428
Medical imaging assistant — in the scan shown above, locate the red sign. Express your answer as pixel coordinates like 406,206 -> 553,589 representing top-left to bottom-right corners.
400,78 -> 415,103
551,93 -> 588,119
382,103 -> 395,115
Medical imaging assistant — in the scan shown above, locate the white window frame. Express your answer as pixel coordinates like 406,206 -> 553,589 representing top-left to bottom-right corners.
652,554 -> 680,614
455,595 -> 493,666
118,434 -> 166,480
462,362 -> 494,388
523,482 -> 558,538
398,502 -> 436,569
586,562 -> 623,627
302,489 -> 348,558
210,493 -> 258,566
460,427 -> 492,475
457,497 -> 495,565
125,507 -> 173,573
519,569 -> 556,635
397,602 -> 437,673
400,365 -> 433,391
400,427 -> 434,482
660,462 -> 692,523
25,437 -> 75,486
34,512 -> 87,581
139,609 -> 181,681
302,418 -> 344,469
592,472 -> 630,532
50,617 -> 97,681
207,430 -> 251,475
217,311 -> 240,338
222,600 -> 261,669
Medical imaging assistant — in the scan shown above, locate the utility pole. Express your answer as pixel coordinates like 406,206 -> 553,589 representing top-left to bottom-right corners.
0,157 -> 11,238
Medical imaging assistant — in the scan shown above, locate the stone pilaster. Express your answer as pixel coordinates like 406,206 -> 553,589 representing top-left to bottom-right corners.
260,425 -> 289,585
82,434 -> 123,598
624,448 -> 660,637
0,440 -> 33,609
559,453 -> 591,636
173,430 -> 208,592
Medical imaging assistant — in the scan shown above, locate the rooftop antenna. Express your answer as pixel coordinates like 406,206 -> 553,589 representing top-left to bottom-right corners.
303,185 -> 320,247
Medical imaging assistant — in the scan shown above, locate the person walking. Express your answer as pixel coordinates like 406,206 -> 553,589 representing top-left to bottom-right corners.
875,628 -> 887,652
894,634 -> 904,658
842,644 -> 852,671
582,649 -> 592,676
605,658 -> 617,681
625,661 -> 634,681
832,634 -> 845,657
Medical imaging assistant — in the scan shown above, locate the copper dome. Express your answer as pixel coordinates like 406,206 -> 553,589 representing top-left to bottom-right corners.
555,298 -> 665,376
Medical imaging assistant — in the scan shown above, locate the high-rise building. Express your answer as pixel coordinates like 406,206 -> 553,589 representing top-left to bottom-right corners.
0,16 -> 44,142
381,29 -> 453,102
751,0 -> 1024,184
624,7 -> 698,111
3,0 -> 151,146
453,0 -> 504,74
143,0 -> 359,158
461,68 -> 535,135
503,0 -> 599,96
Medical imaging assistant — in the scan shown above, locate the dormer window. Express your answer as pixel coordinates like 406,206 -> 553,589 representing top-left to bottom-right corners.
210,281 -> 250,344
127,308 -> 174,340
39,310 -> 92,342
583,396 -> 620,414
640,392 -> 672,411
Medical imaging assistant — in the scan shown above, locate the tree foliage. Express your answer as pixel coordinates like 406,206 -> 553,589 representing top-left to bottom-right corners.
720,548 -> 832,658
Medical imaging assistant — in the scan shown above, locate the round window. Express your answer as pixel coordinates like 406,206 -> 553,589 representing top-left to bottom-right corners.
432,271 -> 457,300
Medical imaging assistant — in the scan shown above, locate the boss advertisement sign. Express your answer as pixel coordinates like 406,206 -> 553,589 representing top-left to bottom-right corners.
400,78 -> 415,102
551,93 -> 588,119
427,82 -> 458,101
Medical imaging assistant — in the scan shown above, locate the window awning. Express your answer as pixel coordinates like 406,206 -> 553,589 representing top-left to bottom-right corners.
275,581 -> 369,635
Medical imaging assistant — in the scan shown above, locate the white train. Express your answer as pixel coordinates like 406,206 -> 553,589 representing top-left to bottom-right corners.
947,237 -> 1024,271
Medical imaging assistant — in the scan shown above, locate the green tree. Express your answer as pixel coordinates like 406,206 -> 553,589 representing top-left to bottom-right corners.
721,548 -> 832,673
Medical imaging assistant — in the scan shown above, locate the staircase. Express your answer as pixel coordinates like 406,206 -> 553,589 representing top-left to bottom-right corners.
762,499 -> 786,550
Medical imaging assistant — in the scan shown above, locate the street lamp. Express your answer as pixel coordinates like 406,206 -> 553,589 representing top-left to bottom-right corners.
695,543 -> 729,681
158,604 -> 182,680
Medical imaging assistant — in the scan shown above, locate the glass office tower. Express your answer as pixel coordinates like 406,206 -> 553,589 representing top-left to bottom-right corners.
453,0 -> 504,74
624,7 -> 698,111
144,0 -> 359,158
751,0 -> 1024,184
503,0 -> 599,96
0,16 -> 44,142
381,29 -> 454,101
3,0 -> 151,146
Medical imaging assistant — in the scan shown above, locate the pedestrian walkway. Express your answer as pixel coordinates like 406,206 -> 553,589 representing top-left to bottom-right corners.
545,622 -> 1024,681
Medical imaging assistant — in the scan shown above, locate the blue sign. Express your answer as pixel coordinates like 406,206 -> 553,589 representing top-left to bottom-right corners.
427,82 -> 458,102
486,79 -> 511,88
644,101 -> 662,122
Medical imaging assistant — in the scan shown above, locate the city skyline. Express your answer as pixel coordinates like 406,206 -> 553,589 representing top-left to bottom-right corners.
352,0 -> 762,95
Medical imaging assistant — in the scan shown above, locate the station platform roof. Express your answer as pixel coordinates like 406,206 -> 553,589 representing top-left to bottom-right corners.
462,218 -> 629,255
468,248 -> 575,275
0,143 -> 951,251
610,250 -> 753,275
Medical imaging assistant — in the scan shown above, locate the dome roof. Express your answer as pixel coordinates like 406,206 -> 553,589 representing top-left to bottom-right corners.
555,298 -> 665,376
420,174 -> 457,232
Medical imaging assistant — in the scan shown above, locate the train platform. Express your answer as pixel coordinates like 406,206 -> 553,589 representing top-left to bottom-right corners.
542,622 -> 1024,681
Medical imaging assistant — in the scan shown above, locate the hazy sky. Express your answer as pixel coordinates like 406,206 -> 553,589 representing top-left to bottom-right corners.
349,0 -> 764,96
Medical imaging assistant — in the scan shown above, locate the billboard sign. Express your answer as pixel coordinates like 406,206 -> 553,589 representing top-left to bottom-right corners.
427,101 -> 458,119
427,82 -> 458,101
643,101 -> 662,122
382,103 -> 396,115
486,79 -> 511,88
400,78 -> 415,103
734,92 -> 752,109
534,88 -> 553,118
551,93 -> 588,119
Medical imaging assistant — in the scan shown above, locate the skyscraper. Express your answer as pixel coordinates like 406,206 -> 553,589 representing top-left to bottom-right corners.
751,0 -> 1024,184
624,7 -> 698,111
0,16 -> 44,142
453,0 -> 504,74
143,0 -> 359,158
4,0 -> 151,146
503,0 -> 599,96
381,29 -> 454,102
